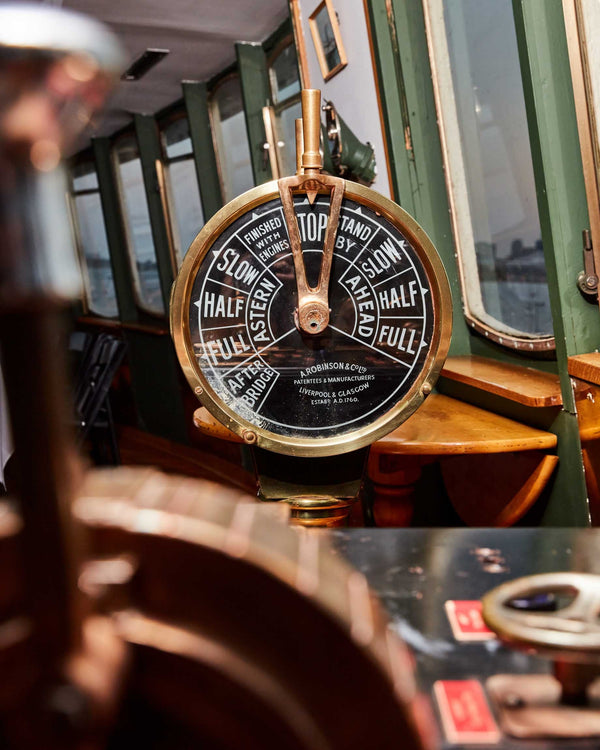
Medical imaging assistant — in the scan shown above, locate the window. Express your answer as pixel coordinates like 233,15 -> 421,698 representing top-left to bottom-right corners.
210,76 -> 255,202
424,0 -> 554,349
265,37 -> 302,178
114,135 -> 165,315
160,114 -> 204,266
269,40 -> 301,104
70,159 -> 118,318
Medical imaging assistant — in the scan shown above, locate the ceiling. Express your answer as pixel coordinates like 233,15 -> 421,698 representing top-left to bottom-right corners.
58,0 -> 291,138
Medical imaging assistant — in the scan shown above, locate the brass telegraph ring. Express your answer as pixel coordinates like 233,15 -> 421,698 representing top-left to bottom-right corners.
171,90 -> 451,457
482,572 -> 600,661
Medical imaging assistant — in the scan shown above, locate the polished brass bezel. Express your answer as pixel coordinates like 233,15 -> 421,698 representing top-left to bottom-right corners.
170,179 -> 452,457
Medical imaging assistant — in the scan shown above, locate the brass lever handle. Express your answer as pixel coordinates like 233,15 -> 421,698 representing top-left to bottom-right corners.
300,88 -> 322,174
279,89 -> 343,336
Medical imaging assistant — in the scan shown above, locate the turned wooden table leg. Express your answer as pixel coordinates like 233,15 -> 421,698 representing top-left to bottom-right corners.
367,453 -> 432,527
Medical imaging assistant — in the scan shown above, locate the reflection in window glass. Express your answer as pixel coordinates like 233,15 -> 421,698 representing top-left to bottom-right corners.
426,0 -> 552,341
268,38 -> 302,177
269,43 -> 301,104
272,98 -> 302,177
115,136 -> 164,315
314,5 -> 341,72
71,161 -> 118,318
211,77 -> 254,202
160,116 -> 204,266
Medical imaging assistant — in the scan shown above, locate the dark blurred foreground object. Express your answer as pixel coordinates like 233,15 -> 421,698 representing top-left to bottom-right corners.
0,5 -> 429,748
0,6 -> 125,748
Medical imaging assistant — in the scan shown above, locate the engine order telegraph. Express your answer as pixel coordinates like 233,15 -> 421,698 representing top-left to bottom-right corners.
171,89 -> 452,520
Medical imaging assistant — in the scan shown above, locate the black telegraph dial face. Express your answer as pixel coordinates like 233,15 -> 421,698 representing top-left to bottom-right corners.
185,193 -> 439,444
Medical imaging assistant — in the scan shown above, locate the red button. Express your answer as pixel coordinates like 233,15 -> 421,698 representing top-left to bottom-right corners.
445,600 -> 496,641
434,679 -> 500,744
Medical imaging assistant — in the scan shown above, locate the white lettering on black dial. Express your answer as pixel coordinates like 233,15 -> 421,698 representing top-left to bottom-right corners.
187,196 -> 433,439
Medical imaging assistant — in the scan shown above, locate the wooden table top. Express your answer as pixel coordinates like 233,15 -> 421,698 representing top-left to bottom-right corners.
194,391 -> 558,457
370,393 -> 557,456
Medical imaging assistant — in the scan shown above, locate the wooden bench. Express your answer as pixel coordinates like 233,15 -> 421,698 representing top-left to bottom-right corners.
440,355 -> 563,407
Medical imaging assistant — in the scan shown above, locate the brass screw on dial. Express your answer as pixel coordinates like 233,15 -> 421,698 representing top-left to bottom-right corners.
298,300 -> 330,335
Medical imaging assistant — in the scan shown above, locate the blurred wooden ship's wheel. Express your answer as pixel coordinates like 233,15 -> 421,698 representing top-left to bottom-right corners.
0,6 -> 429,748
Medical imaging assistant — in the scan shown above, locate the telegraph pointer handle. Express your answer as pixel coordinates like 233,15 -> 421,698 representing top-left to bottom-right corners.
279,89 -> 343,335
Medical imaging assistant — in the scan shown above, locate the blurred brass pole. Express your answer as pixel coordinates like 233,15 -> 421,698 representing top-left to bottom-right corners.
0,6 -> 124,736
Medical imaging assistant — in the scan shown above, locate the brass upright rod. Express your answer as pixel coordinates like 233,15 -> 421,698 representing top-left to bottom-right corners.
301,89 -> 322,173
295,118 -> 304,175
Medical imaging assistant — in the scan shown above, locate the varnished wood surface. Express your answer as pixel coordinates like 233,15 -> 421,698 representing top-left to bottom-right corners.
572,382 -> 600,442
195,395 -> 558,457
568,352 -> 600,385
371,394 -> 557,455
572,381 -> 600,523
441,355 -> 563,407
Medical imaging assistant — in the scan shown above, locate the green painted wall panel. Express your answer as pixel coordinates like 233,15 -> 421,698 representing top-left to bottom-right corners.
364,0 -> 413,209
124,331 -> 188,443
512,0 -> 598,523
544,409 -> 591,526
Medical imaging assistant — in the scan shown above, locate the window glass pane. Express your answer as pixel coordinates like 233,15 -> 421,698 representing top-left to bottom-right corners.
211,77 -> 254,202
315,5 -> 341,72
161,117 -> 204,265
167,159 -> 204,263
74,192 -> 118,317
163,116 -> 193,159
116,137 -> 164,315
428,0 -> 552,340
72,161 -> 98,191
273,98 -> 302,177
70,160 -> 118,318
269,43 -> 301,104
